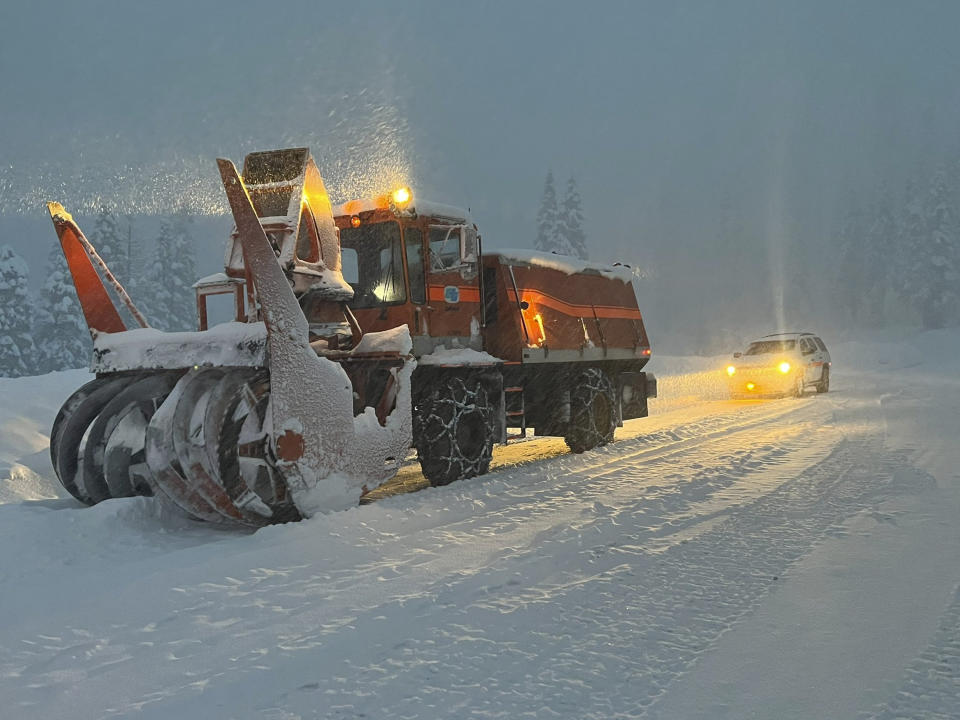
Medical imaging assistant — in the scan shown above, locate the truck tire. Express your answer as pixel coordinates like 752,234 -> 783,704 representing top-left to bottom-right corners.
565,368 -> 617,453
816,366 -> 830,393
414,374 -> 495,487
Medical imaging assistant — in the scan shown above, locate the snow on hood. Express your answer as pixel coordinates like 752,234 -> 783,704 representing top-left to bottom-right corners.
352,325 -> 413,355
418,346 -> 502,366
91,322 -> 269,373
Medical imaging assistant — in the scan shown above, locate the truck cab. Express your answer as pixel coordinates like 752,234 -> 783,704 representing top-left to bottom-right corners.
334,190 -> 482,357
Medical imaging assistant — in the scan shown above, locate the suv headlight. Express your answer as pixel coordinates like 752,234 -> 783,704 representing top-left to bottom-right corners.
778,361 -> 791,374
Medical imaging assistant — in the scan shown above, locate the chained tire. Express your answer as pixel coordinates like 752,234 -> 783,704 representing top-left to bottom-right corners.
565,368 -> 617,454
414,374 -> 496,487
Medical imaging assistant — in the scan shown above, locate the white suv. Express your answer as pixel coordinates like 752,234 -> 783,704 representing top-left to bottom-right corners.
726,332 -> 831,397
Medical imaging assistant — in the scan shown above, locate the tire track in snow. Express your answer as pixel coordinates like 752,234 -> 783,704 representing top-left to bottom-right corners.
0,394 -> 912,719
865,582 -> 960,720
100,411 -> 918,718
295,440 -> 933,720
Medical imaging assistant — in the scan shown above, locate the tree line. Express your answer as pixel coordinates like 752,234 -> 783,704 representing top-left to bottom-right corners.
832,161 -> 960,330
0,208 -> 198,377
534,171 -> 589,260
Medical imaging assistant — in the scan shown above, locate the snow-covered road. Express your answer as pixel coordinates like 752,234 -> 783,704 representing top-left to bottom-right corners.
1,331 -> 958,719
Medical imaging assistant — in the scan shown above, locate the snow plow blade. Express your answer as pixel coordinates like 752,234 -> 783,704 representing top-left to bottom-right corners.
47,150 -> 414,526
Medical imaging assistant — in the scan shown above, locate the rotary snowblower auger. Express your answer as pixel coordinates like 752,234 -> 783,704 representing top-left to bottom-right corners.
47,149 -> 414,526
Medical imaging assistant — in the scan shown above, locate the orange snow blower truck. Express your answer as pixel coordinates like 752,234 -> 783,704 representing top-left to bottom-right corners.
48,148 -> 656,527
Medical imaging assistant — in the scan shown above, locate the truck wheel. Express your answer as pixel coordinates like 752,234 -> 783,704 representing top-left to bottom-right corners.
565,368 -> 617,453
415,375 -> 495,487
816,367 -> 830,393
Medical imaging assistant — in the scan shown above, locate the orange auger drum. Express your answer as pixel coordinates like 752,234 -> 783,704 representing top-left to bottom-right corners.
47,147 -> 656,525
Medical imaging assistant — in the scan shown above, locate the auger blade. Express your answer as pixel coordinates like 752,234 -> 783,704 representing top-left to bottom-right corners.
81,372 -> 181,503
145,374 -> 230,524
51,375 -> 143,504
169,369 -> 251,525
96,373 -> 182,498
203,370 -> 297,525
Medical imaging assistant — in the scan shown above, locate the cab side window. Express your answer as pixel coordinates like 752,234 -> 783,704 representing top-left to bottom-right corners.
405,228 -> 425,304
813,337 -> 827,352
429,226 -> 461,271
800,338 -> 816,355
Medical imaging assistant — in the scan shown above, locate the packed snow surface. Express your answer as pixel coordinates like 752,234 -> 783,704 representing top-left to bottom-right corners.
2,330 -> 960,718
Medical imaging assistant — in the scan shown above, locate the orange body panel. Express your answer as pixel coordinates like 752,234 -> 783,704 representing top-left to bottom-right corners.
484,257 -> 648,362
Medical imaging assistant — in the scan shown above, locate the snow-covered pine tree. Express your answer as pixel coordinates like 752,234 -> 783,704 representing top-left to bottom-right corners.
558,176 -> 589,260
834,201 -> 868,325
534,171 -> 560,254
35,241 -> 90,372
92,206 -> 130,283
140,214 -> 197,331
896,179 -> 926,323
858,187 -> 898,327
906,167 -> 960,328
0,245 -> 38,377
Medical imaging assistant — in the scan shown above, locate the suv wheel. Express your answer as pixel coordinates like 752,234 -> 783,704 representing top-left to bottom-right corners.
817,366 -> 830,393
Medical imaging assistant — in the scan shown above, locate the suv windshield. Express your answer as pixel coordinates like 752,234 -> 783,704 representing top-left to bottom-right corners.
745,340 -> 796,355
339,221 -> 406,308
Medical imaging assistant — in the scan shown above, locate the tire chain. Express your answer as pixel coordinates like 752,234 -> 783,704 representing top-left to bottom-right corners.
566,367 -> 618,453
414,375 -> 495,485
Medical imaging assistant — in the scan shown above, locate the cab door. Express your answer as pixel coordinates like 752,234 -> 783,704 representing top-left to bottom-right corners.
423,224 -> 483,349
402,224 -> 429,344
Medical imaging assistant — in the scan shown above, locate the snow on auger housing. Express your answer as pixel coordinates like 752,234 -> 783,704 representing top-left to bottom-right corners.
48,147 -> 657,527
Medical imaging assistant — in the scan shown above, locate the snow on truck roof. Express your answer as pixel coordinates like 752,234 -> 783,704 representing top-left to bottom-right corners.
488,249 -> 635,282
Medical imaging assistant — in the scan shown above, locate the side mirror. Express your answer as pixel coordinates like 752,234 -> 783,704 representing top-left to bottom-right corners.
459,226 -> 478,264
733,352 -> 742,358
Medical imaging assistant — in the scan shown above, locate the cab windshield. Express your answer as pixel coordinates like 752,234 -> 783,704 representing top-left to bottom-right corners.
339,221 -> 406,308
745,340 -> 796,355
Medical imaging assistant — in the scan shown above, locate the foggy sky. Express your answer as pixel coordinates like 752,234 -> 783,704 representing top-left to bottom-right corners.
3,0 -> 960,346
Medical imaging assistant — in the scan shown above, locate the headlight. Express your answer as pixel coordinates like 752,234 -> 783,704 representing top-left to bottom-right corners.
726,365 -> 736,376
778,361 -> 791,374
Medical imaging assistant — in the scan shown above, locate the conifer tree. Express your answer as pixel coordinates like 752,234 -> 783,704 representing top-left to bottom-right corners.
534,171 -> 559,254
905,168 -> 960,328
834,202 -> 868,324
558,176 -> 589,260
140,214 -> 197,331
36,242 -> 90,372
0,245 -> 38,377
92,206 -> 130,283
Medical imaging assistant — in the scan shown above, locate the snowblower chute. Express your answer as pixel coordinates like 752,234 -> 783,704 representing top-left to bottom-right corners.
48,149 -> 414,526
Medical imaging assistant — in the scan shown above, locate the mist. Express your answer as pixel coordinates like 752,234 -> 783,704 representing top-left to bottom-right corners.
3,0 -> 959,353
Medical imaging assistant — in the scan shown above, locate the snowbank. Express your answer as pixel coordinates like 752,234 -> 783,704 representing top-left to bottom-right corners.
0,368 -> 91,504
